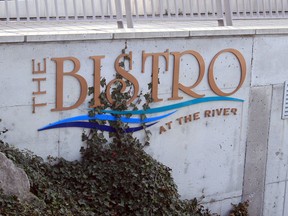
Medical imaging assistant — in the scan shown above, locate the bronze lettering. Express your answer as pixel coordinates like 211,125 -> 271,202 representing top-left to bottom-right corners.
51,57 -> 88,111
89,56 -> 105,107
208,49 -> 246,96
193,112 -> 200,120
223,108 -> 230,116
176,117 -> 183,125
32,78 -> 46,95
159,126 -> 167,134
169,50 -> 205,100
184,115 -> 192,123
32,97 -> 47,113
231,108 -> 237,115
106,52 -> 139,105
32,59 -> 46,74
142,50 -> 169,102
216,108 -> 223,116
46,49 -> 246,114
212,110 -> 215,117
204,110 -> 211,117
165,121 -> 173,129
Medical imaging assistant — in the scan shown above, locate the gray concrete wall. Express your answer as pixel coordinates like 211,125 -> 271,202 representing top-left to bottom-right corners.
243,86 -> 272,216
1,25 -> 288,216
263,84 -> 288,216
247,35 -> 288,216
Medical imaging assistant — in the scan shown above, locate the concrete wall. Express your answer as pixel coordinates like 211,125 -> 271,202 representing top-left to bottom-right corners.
250,36 -> 288,216
0,29 -> 288,215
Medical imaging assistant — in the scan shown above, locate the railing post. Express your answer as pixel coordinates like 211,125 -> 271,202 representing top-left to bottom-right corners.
15,0 -> 20,21
223,0 -> 233,26
25,0 -> 30,21
4,0 -> 10,22
115,0 -> 124,29
216,0 -> 224,26
125,0 -> 134,28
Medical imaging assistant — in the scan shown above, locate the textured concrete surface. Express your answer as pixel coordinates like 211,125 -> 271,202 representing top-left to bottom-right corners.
263,84 -> 288,216
243,86 -> 272,216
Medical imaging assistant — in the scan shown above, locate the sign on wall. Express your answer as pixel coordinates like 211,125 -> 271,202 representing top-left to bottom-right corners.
0,37 -> 252,204
31,48 -> 246,135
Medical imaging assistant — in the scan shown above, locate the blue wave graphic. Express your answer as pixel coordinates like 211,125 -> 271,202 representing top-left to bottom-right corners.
38,121 -> 157,133
38,96 -> 243,132
38,111 -> 176,131
100,96 -> 244,115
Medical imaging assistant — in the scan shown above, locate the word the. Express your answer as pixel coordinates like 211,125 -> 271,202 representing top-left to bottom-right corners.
32,59 -> 47,113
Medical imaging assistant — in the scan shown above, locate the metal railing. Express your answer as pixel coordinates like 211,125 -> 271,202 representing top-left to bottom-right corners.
128,0 -> 226,24
0,0 -> 229,27
1,0 -> 288,28
231,0 -> 288,19
0,0 -> 121,21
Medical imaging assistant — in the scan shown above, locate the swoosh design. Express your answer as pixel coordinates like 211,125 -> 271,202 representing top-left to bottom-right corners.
38,96 -> 243,132
100,96 -> 243,115
38,111 -> 176,131
38,121 -> 157,133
